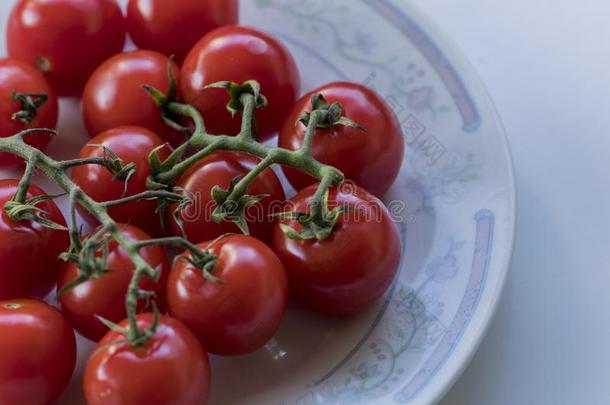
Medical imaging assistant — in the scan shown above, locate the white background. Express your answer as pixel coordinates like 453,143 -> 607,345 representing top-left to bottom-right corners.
409,1 -> 610,404
0,1 -> 609,404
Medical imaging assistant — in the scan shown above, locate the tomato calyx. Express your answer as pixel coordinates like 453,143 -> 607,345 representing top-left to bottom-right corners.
4,193 -> 68,230
141,57 -> 187,134
205,80 -> 268,118
91,144 -> 138,186
3,148 -> 67,230
145,144 -> 195,234
135,235 -> 223,284
11,90 -> 49,125
211,175 -> 270,235
299,94 -> 365,134
275,189 -> 356,241
96,302 -> 162,348
58,226 -> 114,295
180,248 -> 222,284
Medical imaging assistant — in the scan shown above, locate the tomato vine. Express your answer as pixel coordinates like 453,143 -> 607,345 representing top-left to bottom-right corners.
0,77 -> 362,346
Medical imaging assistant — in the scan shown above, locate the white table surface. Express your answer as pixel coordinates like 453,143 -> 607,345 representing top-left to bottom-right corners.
409,0 -> 610,404
0,1 -> 609,404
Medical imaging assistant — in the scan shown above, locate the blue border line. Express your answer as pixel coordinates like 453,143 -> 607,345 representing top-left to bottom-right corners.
395,209 -> 495,402
361,0 -> 481,132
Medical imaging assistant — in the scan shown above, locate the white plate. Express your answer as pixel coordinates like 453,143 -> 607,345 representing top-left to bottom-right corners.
0,1 -> 516,404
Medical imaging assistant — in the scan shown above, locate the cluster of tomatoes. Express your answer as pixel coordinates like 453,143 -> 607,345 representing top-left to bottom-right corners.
0,0 -> 406,404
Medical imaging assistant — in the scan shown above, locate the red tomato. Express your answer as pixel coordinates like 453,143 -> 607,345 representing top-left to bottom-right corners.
0,58 -> 58,167
0,299 -> 76,404
70,126 -> 172,237
0,179 -> 68,300
272,184 -> 401,315
279,82 -> 405,197
84,313 -> 211,405
181,25 -> 300,140
82,50 -> 183,145
167,235 -> 288,355
58,224 -> 170,342
6,0 -> 126,96
127,0 -> 239,63
168,151 -> 286,243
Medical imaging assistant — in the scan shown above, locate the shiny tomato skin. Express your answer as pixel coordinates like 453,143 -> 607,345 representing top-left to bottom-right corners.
167,235 -> 288,355
57,224 -> 170,342
70,126 -> 172,237
272,184 -> 401,315
0,299 -> 76,404
84,313 -> 211,405
180,25 -> 300,140
126,0 -> 239,63
280,82 -> 404,197
0,180 -> 68,300
6,0 -> 126,96
82,50 -> 183,145
0,58 -> 58,167
168,151 -> 286,243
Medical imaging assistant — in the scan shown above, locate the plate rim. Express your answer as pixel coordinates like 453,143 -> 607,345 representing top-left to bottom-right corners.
393,2 -> 517,404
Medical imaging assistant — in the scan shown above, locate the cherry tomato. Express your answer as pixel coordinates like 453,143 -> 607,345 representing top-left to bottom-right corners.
127,0 -> 239,63
0,179 -> 68,300
84,313 -> 211,405
167,235 -> 288,355
279,82 -> 405,197
0,299 -> 76,404
168,151 -> 286,243
70,126 -> 172,237
272,184 -> 401,315
6,0 -> 126,96
58,224 -> 170,342
181,25 -> 300,141
82,50 -> 183,145
0,58 -> 58,167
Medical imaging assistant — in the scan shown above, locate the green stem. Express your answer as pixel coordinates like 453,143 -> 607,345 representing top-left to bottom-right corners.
60,157 -> 116,170
238,93 -> 256,141
152,94 -> 346,239
68,189 -> 82,252
159,97 -> 344,190
0,132 -> 162,345
134,236 -> 202,253
310,168 -> 335,222
225,154 -> 275,201
12,150 -> 39,204
158,142 -> 220,184
102,190 -> 183,208
301,110 -> 325,156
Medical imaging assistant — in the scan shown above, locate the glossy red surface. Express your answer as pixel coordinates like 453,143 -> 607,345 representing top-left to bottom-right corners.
167,235 -> 288,355
70,126 -> 172,237
0,58 -> 58,167
7,0 -> 125,96
127,0 -> 239,63
84,314 -> 210,405
0,299 -> 76,404
180,25 -> 300,141
82,50 -> 183,145
279,82 -> 404,197
0,179 -> 68,300
272,184 -> 401,315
